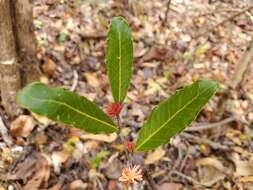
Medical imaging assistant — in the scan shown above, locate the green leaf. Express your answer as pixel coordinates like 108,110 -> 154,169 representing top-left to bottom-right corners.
63,136 -> 80,154
17,83 -> 118,134
135,80 -> 219,151
89,150 -> 110,169
106,16 -> 133,103
58,31 -> 69,43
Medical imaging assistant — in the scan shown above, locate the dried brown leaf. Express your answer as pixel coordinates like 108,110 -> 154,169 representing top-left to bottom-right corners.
42,57 -> 56,76
196,157 -> 226,187
239,176 -> 253,183
144,148 -> 166,165
142,47 -> 168,62
52,151 -> 70,173
23,155 -> 50,190
80,133 -> 117,143
0,155 -> 37,180
159,182 -> 183,190
10,115 -> 35,137
196,157 -> 225,172
69,180 -> 88,190
47,182 -> 63,190
234,160 -> 253,177
84,73 -> 100,88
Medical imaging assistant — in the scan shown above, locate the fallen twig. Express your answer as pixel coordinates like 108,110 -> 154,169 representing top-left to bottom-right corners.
186,116 -> 238,131
96,177 -> 105,190
143,168 -> 157,190
0,116 -> 13,146
80,32 -> 107,40
181,133 -> 229,150
70,70 -> 78,91
230,37 -> 253,89
217,36 -> 253,116
194,6 -> 253,39
167,148 -> 183,178
179,149 -> 190,172
246,11 -> 253,21
171,171 -> 202,186
162,0 -> 172,25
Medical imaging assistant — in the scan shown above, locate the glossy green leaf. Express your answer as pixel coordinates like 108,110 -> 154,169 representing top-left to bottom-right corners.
106,16 -> 133,103
135,80 -> 219,151
17,83 -> 118,134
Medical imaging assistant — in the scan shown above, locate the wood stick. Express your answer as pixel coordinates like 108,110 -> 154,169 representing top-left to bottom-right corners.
162,0 -> 172,26
0,117 -> 13,146
217,36 -> 253,116
230,37 -> 253,89
171,171 -> 202,186
80,32 -> 107,40
70,70 -> 78,91
194,6 -> 253,39
186,116 -> 238,131
181,133 -> 229,150
143,168 -> 157,190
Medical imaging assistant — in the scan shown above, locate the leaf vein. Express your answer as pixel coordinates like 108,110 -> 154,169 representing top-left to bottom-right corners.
118,25 -> 122,101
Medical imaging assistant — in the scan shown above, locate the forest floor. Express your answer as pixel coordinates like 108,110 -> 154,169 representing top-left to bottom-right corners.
1,0 -> 253,189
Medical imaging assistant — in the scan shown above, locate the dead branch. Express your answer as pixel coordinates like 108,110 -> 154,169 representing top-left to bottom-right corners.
162,0 -> 172,26
181,133 -> 229,150
229,37 -> 253,89
0,117 -> 13,146
70,70 -> 78,91
194,6 -> 253,39
217,36 -> 253,116
80,32 -> 107,40
96,178 -> 105,190
143,168 -> 157,190
171,171 -> 202,186
186,116 -> 238,131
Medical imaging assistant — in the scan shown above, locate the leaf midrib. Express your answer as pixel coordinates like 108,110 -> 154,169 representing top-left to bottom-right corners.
117,25 -> 122,102
136,85 -> 212,150
23,94 -> 117,130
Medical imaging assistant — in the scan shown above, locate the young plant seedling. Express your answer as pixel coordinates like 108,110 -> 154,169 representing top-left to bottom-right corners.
17,16 -> 219,189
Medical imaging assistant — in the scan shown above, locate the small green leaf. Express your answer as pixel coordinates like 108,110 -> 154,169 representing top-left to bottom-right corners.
106,16 -> 133,103
34,20 -> 43,29
183,51 -> 193,61
135,80 -> 219,151
17,83 -> 118,134
89,150 -> 110,169
58,31 -> 69,43
63,137 -> 80,154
